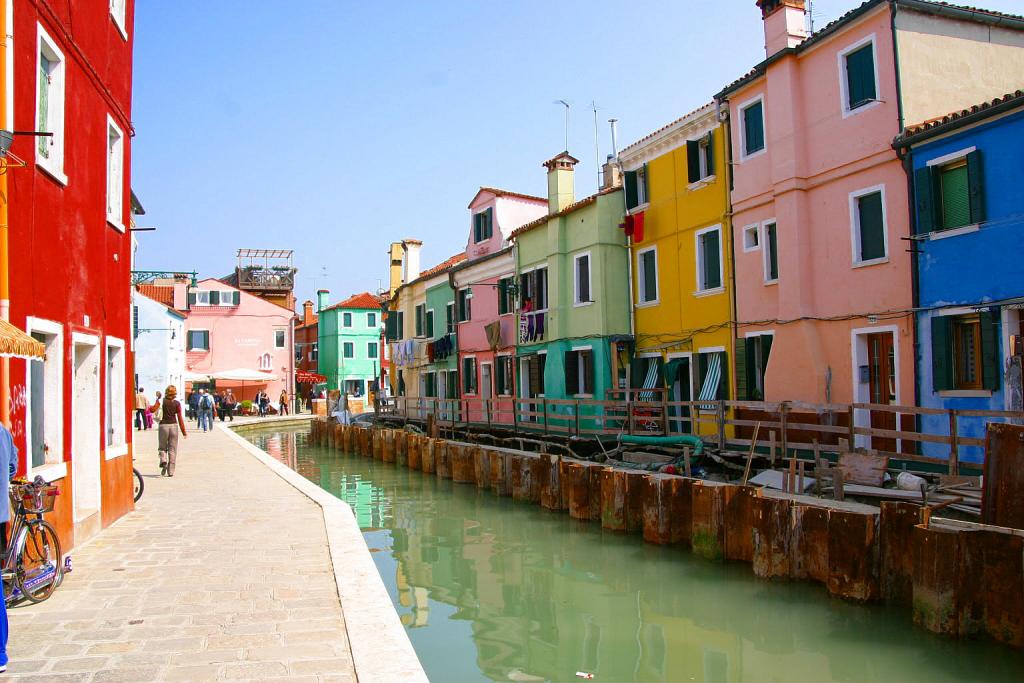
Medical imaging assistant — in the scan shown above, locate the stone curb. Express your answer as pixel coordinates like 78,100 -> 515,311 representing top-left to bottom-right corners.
219,424 -> 429,683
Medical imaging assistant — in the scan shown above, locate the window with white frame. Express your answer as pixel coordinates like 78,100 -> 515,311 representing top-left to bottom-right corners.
258,352 -> 272,371
27,322 -> 63,471
457,288 -> 472,322
274,329 -> 286,348
637,246 -> 658,304
343,312 -> 352,328
106,117 -> 125,229
425,309 -> 435,338
446,302 -> 456,334
343,341 -> 354,358
105,339 -> 126,454
367,341 -> 378,359
850,186 -> 887,264
367,312 -> 377,327
36,25 -> 66,182
415,303 -> 427,337
110,0 -> 128,38
624,165 -> 649,211
840,37 -> 877,115
695,226 -> 723,292
187,329 -> 209,351
687,132 -> 715,183
519,267 -> 549,311
739,96 -> 765,159
742,225 -> 760,252
763,221 -> 779,283
565,348 -> 594,396
574,252 -> 592,305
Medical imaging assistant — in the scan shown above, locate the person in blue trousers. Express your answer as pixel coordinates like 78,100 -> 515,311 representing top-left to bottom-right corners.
0,423 -> 16,673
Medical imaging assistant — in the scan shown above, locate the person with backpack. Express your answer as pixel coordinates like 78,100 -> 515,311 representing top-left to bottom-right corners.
197,389 -> 215,432
187,390 -> 200,421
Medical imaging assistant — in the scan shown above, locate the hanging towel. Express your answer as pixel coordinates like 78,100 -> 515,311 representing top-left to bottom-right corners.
526,313 -> 536,342
427,342 -> 435,363
534,312 -> 545,341
485,321 -> 502,351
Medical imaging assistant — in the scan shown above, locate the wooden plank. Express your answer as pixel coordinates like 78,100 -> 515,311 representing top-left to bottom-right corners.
879,502 -> 921,606
836,452 -> 889,487
912,523 -> 961,636
853,402 -> 949,416
827,510 -> 879,602
982,423 -> 1024,529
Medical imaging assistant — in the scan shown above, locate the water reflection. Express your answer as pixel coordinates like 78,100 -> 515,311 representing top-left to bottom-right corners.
250,429 -> 1024,683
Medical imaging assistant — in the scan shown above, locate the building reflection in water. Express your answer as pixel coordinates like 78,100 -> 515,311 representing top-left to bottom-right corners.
250,428 -> 1024,683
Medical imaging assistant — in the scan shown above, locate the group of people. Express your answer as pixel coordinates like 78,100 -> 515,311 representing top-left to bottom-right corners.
184,388 -> 237,432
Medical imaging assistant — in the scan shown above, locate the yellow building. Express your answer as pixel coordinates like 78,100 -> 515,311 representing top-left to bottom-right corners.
619,103 -> 734,436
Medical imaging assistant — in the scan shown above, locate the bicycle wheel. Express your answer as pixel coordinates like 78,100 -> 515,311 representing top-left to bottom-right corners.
133,467 -> 145,502
15,520 -> 62,603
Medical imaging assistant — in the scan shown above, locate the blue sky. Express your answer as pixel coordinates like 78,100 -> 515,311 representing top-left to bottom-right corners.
131,0 -> 1024,307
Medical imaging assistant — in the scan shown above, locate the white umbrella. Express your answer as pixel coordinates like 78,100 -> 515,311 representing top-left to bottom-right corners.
183,371 -> 211,383
210,368 -> 278,382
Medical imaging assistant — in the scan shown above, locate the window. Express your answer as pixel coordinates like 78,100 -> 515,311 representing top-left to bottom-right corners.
574,252 -> 592,305
415,304 -> 426,337
763,222 -> 779,283
110,0 -> 128,38
740,98 -> 765,158
696,226 -> 722,292
697,351 -> 729,403
495,356 -> 514,396
841,39 -> 877,113
473,208 -> 494,243
565,348 -> 594,396
687,132 -> 715,183
105,339 -> 126,455
624,164 -> 649,211
851,187 -> 887,264
187,330 -> 209,351
36,26 -> 66,182
106,118 -> 125,230
743,225 -> 760,252
274,329 -> 286,349
457,288 -> 472,322
343,342 -> 355,359
931,312 -> 1000,392
497,277 -> 515,315
915,150 -> 984,234
343,312 -> 353,328
637,247 -> 658,304
446,302 -> 455,334
26,322 -> 63,471
462,357 -> 478,394
385,311 -> 402,341
519,267 -> 548,311
425,309 -> 435,338
397,370 -> 406,396
737,334 -> 773,400
423,372 -> 437,398
367,342 -> 378,359
367,312 -> 377,327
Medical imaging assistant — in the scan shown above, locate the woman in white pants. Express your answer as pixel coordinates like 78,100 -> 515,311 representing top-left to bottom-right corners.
158,385 -> 188,476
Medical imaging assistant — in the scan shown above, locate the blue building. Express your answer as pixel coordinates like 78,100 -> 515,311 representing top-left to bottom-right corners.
132,287 -> 187,395
897,92 -> 1024,463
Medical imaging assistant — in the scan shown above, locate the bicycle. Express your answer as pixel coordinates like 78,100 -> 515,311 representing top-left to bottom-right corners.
133,467 -> 144,502
2,477 -> 68,605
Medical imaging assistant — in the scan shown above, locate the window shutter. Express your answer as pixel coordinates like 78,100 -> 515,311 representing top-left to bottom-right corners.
209,290 -> 220,306
426,310 -> 434,338
687,140 -> 701,183
846,44 -> 876,107
187,291 -> 196,307
201,331 -> 210,349
495,359 -> 505,395
498,279 -> 508,315
914,167 -> 936,234
718,352 -> 729,400
397,311 -> 405,339
577,256 -> 590,302
642,164 -> 650,203
486,207 -> 495,239
744,103 -> 764,154
415,306 -> 423,337
624,170 -> 638,209
583,352 -> 594,394
735,338 -> 748,400
858,192 -> 886,261
703,231 -> 721,289
931,316 -> 953,391
705,131 -> 715,175
643,251 -> 657,302
473,213 -> 481,242
766,224 -> 779,280
967,150 -> 985,224
565,351 -> 579,395
980,309 -> 1001,391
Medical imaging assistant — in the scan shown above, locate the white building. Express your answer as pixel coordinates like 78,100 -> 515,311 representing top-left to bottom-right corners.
133,287 -> 186,396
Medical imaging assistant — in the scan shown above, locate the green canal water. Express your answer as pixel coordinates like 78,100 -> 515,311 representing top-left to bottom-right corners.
246,426 -> 1024,683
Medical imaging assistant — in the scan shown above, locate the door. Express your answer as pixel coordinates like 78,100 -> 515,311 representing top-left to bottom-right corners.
480,363 -> 493,422
73,340 -> 102,537
667,358 -> 692,434
29,335 -> 46,468
866,332 -> 897,452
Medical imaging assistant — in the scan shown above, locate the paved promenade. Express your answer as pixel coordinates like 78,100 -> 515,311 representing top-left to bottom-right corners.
6,417 -> 357,683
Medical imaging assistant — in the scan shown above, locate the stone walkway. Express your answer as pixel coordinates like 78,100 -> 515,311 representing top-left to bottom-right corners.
6,418 -> 356,683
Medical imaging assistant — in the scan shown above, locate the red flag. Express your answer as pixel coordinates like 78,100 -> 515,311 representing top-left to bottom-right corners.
631,211 -> 645,242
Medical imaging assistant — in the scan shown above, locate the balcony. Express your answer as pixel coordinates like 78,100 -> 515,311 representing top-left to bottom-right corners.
235,249 -> 296,292
519,312 -> 546,344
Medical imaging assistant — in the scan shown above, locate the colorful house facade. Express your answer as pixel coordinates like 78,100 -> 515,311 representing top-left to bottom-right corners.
619,104 -> 734,434
317,291 -> 384,400
132,287 -> 186,396
451,188 -> 547,424
5,0 -> 137,548
717,0 -> 1024,451
511,153 -> 629,419
896,91 -> 1024,462
421,257 -> 465,409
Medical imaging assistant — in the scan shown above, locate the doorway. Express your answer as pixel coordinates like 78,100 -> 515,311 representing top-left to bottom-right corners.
72,337 -> 102,539
866,332 -> 897,452
480,363 -> 492,422
666,356 -> 692,434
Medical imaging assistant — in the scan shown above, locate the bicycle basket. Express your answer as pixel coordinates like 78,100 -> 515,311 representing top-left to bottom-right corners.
22,486 -> 58,514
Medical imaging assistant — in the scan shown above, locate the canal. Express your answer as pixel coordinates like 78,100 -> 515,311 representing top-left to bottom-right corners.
246,426 -> 1024,683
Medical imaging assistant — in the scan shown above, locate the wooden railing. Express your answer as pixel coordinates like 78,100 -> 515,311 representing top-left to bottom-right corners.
375,395 -> 1024,474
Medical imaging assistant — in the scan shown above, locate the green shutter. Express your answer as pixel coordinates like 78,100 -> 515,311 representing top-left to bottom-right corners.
498,279 -> 508,315
642,250 -> 657,301
734,338 -> 748,400
914,167 -> 936,234
426,310 -> 434,338
473,213 -> 481,242
385,312 -> 397,341
642,164 -> 650,203
495,359 -> 505,395
565,351 -> 579,395
718,352 -> 729,400
744,102 -> 764,155
624,170 -> 638,210
705,131 -> 715,176
857,192 -> 886,261
967,150 -> 985,224
209,290 -> 220,306
583,351 -> 594,395
940,164 -> 970,230
486,207 -> 495,239
766,224 -> 778,280
687,139 -> 701,183
187,291 -> 196,307
931,316 -> 953,392
980,309 -> 1001,391
703,230 -> 721,289
846,44 -> 876,108
415,306 -> 423,337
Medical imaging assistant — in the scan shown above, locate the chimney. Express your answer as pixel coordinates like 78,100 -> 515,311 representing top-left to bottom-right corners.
172,282 -> 187,311
317,289 -> 330,312
302,300 -> 315,325
757,0 -> 807,57
402,239 -> 422,283
388,242 -> 404,295
543,151 -> 579,214
601,154 -> 622,191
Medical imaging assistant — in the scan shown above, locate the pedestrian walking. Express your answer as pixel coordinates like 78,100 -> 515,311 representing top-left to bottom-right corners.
214,392 -> 224,422
198,389 -> 215,432
187,390 -> 200,421
257,390 -> 268,417
158,385 -> 188,476
278,389 -> 289,416
222,389 -> 236,422
134,387 -> 149,430
0,422 -> 17,672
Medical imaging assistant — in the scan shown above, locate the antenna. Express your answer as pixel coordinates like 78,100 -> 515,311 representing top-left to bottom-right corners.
591,101 -> 601,188
554,99 -> 570,152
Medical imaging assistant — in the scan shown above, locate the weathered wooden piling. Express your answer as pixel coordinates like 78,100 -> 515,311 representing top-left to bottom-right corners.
793,505 -> 830,583
396,431 -> 408,463
668,477 -> 694,545
563,462 -> 593,520
827,510 -> 879,602
538,454 -> 562,510
407,435 -> 422,470
473,448 -> 490,490
751,495 -> 793,579
600,468 -> 626,531
912,523 -> 962,636
421,438 -> 436,474
488,449 -> 510,496
691,482 -> 725,560
624,471 -> 646,533
587,465 -> 605,521
451,444 -> 476,484
723,485 -> 759,562
435,441 -> 452,479
880,502 -> 921,606
642,475 -> 672,545
959,529 -> 1024,647
373,430 -> 385,460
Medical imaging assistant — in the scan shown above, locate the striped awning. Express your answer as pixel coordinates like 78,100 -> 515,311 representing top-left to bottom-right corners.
698,352 -> 722,408
639,358 -> 660,402
0,319 -> 44,360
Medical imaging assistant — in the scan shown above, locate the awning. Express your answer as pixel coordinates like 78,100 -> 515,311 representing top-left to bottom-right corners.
639,357 -> 661,402
0,319 -> 45,360
210,368 -> 278,382
296,370 -> 326,383
698,352 -> 722,409
184,371 -> 211,383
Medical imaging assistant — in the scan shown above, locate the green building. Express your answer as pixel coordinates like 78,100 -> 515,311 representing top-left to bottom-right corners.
511,152 -> 629,419
317,290 -> 384,397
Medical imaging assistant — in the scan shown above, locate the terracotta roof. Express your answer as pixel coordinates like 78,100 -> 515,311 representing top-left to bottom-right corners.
716,1 -> 1024,100
509,186 -> 621,240
468,187 -> 547,208
620,102 -> 716,157
136,284 -> 174,308
418,252 -> 468,280
896,90 -> 1024,143
323,291 -> 385,312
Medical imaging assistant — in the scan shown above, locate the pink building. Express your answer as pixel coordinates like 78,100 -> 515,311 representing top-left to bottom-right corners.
184,278 -> 294,406
450,189 -> 546,423
718,0 -> 1024,447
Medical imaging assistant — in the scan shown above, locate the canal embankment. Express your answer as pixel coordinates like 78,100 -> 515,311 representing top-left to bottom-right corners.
311,419 -> 1024,651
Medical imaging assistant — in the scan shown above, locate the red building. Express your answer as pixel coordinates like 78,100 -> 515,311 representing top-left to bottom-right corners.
295,296 -> 324,405
5,0 -> 136,549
